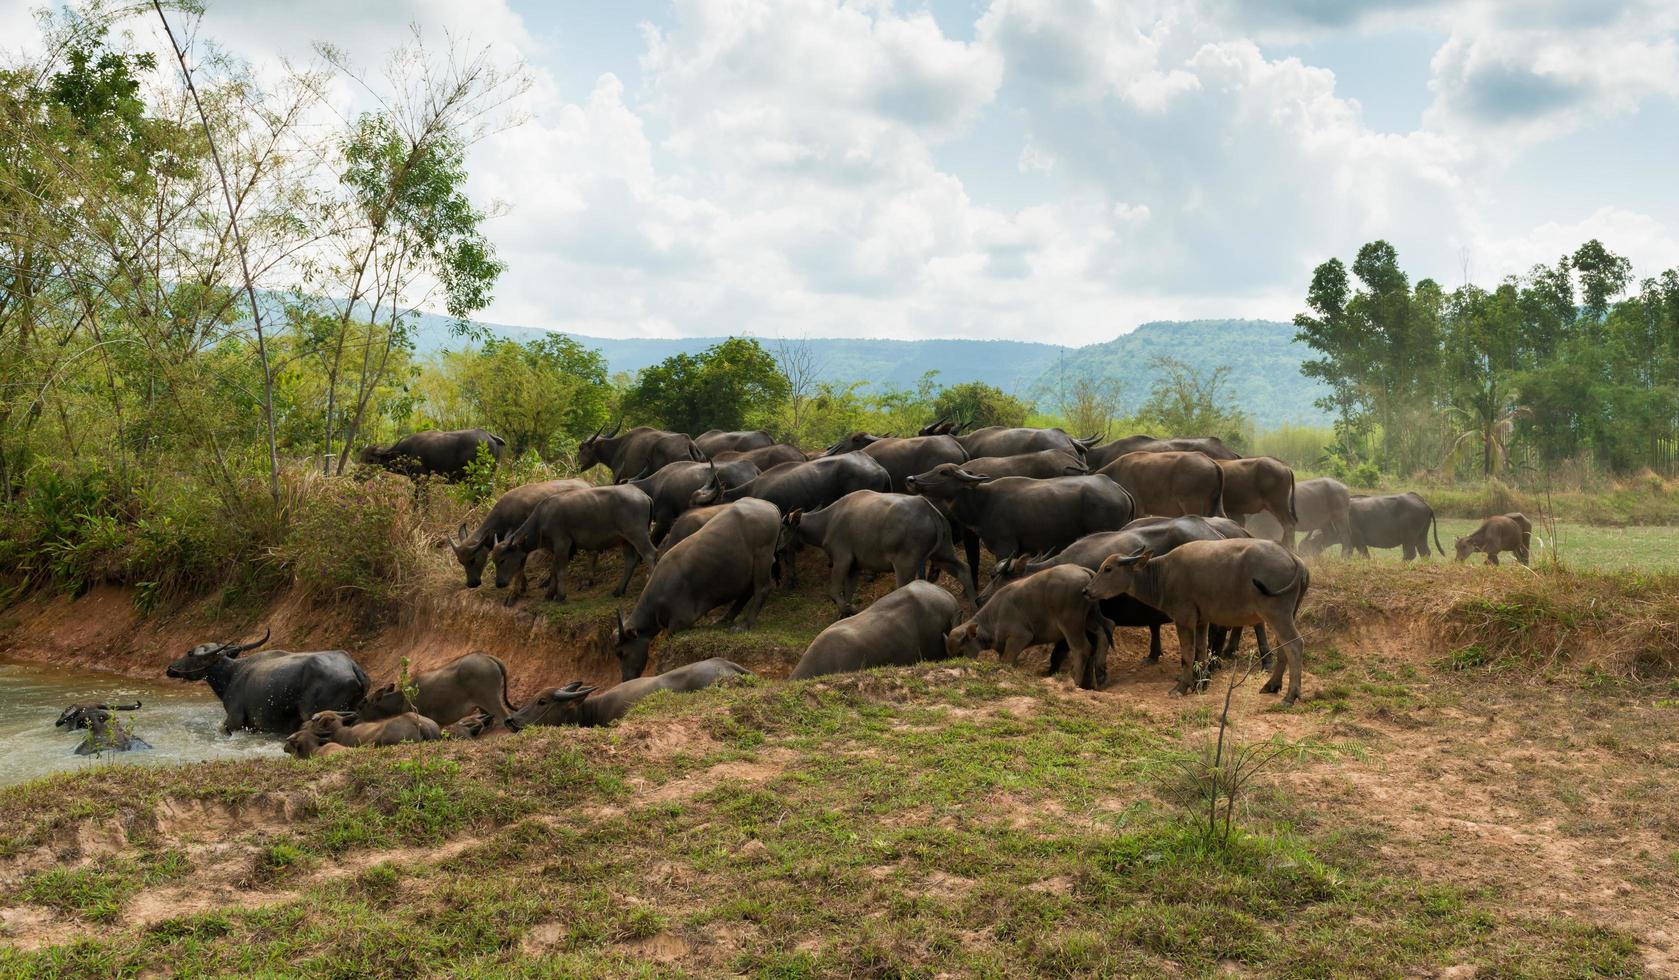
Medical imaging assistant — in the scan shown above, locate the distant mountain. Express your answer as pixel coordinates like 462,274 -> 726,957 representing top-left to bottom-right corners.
411,313 -> 1331,428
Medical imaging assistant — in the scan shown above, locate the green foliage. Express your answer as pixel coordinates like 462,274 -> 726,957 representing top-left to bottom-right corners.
279,472 -> 421,605
621,337 -> 790,434
415,335 -> 609,459
930,381 -> 1030,430
1131,357 -> 1251,452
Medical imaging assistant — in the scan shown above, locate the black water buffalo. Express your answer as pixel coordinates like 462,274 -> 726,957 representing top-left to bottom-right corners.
490,485 -> 657,604
981,516 -> 1255,667
1218,457 -> 1298,548
958,448 -> 1088,480
696,430 -> 774,456
790,581 -> 963,679
55,700 -> 141,730
785,491 -> 976,615
71,708 -> 152,755
690,454 -> 891,514
1303,492 -> 1443,559
611,498 -> 788,680
712,443 -> 809,470
1084,435 -> 1242,469
446,479 -> 588,589
356,651 -> 517,727
506,659 -> 751,729
166,629 -> 368,735
358,428 -> 505,480
628,459 -> 760,544
822,432 -> 967,492
904,464 -> 1135,576
956,426 -> 1087,459
577,423 -> 705,483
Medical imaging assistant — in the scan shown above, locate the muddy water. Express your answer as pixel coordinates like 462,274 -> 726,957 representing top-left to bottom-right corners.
0,658 -> 284,787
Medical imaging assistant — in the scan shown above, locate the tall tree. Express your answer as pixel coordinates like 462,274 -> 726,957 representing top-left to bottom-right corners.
622,338 -> 790,435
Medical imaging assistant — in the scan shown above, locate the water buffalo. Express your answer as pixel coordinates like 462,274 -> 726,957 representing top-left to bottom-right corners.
69,708 -> 152,755
948,566 -> 1111,688
358,428 -> 505,480
690,454 -> 892,514
166,629 -> 369,735
822,432 -> 967,492
658,504 -> 729,557
1085,435 -> 1241,469
1291,478 -> 1353,556
956,426 -> 1087,459
696,430 -> 774,456
444,708 -> 497,739
505,659 -> 751,729
958,448 -> 1088,480
578,423 -> 705,483
1303,492 -> 1442,559
1455,514 -> 1531,565
610,498 -> 788,680
446,479 -> 589,588
55,700 -> 141,730
790,581 -> 963,679
1097,451 -> 1226,518
1086,538 -> 1309,705
283,730 -> 351,759
981,516 -> 1256,666
712,443 -> 809,470
628,459 -> 760,544
356,652 -> 517,727
490,484 -> 658,605
1217,457 -> 1298,548
784,491 -> 976,616
904,464 -> 1135,576
298,709 -> 442,750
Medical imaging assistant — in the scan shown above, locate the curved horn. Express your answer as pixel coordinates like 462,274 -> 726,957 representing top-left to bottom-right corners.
607,420 -> 623,438
229,627 -> 270,655
614,608 -> 627,636
101,701 -> 142,711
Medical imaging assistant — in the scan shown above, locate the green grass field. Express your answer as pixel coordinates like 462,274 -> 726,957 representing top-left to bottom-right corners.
1325,517 -> 1679,574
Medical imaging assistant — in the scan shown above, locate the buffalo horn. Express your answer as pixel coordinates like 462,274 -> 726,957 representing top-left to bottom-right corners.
227,627 -> 271,656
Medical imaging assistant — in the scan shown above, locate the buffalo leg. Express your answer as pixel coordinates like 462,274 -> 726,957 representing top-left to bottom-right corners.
737,557 -> 775,630
1253,624 -> 1272,669
1146,624 -> 1162,663
963,528 -> 982,587
1487,552 -> 1499,565
1062,623 -> 1092,690
1260,614 -> 1304,705
1044,640 -> 1068,677
546,545 -> 573,601
828,555 -> 856,617
1172,621 -> 1198,695
611,544 -> 642,597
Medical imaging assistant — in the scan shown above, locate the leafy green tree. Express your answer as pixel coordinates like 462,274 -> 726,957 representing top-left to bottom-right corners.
931,381 -> 1030,431
452,336 -> 609,457
622,338 -> 790,435
1133,357 -> 1249,451
1441,283 -> 1524,476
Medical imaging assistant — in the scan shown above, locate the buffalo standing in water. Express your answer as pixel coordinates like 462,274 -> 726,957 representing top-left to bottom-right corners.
166,629 -> 369,735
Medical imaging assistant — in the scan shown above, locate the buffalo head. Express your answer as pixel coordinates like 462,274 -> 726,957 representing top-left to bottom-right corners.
576,421 -> 623,472
166,628 -> 270,681
944,621 -> 984,660
303,709 -> 358,741
356,683 -> 413,722
903,462 -> 990,499
822,431 -> 878,457
488,531 -> 534,591
1084,550 -> 1153,603
609,609 -> 656,682
445,708 -> 497,739
55,700 -> 140,730
447,523 -> 489,587
504,683 -> 598,730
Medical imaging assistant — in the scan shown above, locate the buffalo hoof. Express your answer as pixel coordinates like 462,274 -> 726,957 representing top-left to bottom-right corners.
502,595 -> 518,608
1279,694 -> 1298,707
1145,653 -> 1161,664
1169,683 -> 1188,697
1260,679 -> 1281,694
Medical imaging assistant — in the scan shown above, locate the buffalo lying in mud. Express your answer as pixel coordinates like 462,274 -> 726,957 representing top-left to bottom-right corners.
791,581 -> 963,680
948,565 -> 1111,689
610,498 -> 789,681
166,629 -> 369,735
60,704 -> 151,755
505,659 -> 751,729
285,710 -> 442,759
490,485 -> 658,605
446,479 -> 588,589
1086,538 -> 1309,705
358,428 -> 505,480
56,700 -> 141,730
784,491 -> 976,616
577,424 -> 704,483
357,652 -> 517,728
1455,514 -> 1532,565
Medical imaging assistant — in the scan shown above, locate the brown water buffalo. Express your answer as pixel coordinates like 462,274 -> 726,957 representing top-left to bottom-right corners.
713,443 -> 809,470
446,479 -> 588,589
1217,457 -> 1298,548
283,730 -> 349,759
444,708 -> 497,739
1098,451 -> 1226,518
822,432 -> 968,492
358,428 -> 505,480
166,629 -> 369,735
299,709 -> 443,749
490,485 -> 657,605
790,581 -> 963,679
958,448 -> 1088,480
506,659 -> 751,729
1303,492 -> 1442,559
947,565 -> 1111,688
1289,478 -> 1353,556
981,516 -> 1256,667
904,464 -> 1135,576
784,491 -> 976,615
1085,434 -> 1241,469
1455,514 -> 1530,565
611,498 -> 787,680
696,430 -> 774,456
956,426 -> 1088,459
356,652 -> 517,727
577,424 -> 705,483
628,459 -> 760,544
1086,538 -> 1309,704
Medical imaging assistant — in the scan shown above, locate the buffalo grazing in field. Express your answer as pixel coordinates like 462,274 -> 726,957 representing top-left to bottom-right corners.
446,479 -> 588,589
1455,514 -> 1531,565
490,484 -> 658,605
784,491 -> 976,616
948,565 -> 1112,689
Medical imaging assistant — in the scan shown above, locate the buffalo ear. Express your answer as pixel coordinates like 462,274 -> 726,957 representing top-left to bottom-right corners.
1135,549 -> 1155,567
785,509 -> 803,527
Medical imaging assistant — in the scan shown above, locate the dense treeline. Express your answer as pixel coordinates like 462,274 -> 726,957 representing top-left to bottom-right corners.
1296,239 -> 1679,482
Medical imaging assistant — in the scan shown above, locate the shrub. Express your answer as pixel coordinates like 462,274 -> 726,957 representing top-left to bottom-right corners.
280,471 -> 422,604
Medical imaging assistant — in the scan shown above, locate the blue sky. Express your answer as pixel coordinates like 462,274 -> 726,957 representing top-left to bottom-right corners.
23,0 -> 1674,344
